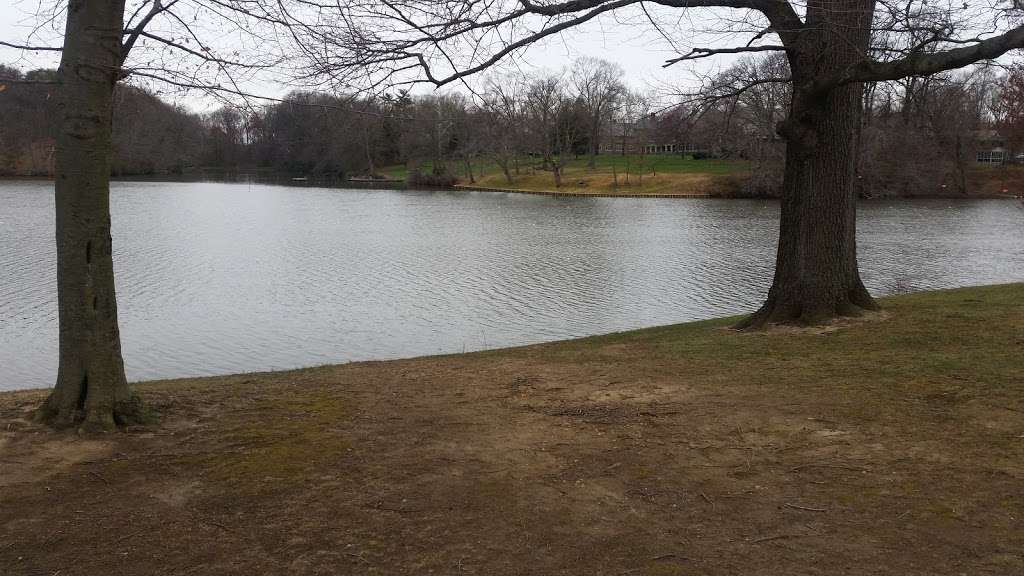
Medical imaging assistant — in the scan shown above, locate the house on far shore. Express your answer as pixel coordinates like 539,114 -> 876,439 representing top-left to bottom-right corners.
600,115 -> 707,157
974,129 -> 1011,165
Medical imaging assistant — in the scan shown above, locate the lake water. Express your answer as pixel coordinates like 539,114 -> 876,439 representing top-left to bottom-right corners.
1,180 -> 1022,391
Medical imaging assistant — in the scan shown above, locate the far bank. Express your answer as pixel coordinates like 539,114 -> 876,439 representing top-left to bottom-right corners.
431,156 -> 1024,199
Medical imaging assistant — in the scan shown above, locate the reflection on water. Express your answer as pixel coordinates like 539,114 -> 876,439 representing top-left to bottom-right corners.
1,180 -> 1021,390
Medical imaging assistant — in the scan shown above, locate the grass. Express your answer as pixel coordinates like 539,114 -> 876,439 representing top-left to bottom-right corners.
968,164 -> 1024,195
381,154 -> 751,195
1,283 -> 1022,574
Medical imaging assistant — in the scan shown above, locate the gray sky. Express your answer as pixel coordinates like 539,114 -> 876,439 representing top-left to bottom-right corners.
1,0 -> 1016,112
0,0 -> 738,111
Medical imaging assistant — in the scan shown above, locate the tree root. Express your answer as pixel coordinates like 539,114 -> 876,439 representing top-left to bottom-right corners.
34,391 -> 150,433
734,289 -> 880,331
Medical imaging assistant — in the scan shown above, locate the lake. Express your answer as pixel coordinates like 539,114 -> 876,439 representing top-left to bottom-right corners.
1,180 -> 1022,391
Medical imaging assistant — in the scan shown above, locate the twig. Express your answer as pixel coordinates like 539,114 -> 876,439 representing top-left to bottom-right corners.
0,40 -> 62,51
114,529 -> 146,544
791,462 -> 867,473
806,417 -> 838,424
750,534 -> 802,544
200,519 -> 234,532
347,551 -> 370,564
87,471 -> 110,484
700,492 -> 714,505
650,553 -> 687,561
784,503 -> 827,512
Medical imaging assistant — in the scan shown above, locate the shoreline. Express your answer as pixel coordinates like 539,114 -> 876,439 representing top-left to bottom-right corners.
453,183 -> 715,198
1,282 -> 1020,396
2,176 -> 1020,199
454,182 -> 1022,200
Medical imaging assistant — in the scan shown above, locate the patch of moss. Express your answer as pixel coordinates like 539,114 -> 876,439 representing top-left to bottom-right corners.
184,393 -> 350,490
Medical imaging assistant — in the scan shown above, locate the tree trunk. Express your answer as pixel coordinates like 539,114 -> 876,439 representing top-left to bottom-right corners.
36,0 -> 143,430
364,130 -> 376,176
954,132 -> 968,195
587,118 -> 599,168
737,0 -> 878,329
496,156 -> 513,184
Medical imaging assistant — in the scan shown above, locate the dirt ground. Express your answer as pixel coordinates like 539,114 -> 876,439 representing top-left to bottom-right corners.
2,284 -> 1022,575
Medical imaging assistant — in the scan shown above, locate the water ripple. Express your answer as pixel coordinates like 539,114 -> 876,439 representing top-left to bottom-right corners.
1,181 -> 1022,390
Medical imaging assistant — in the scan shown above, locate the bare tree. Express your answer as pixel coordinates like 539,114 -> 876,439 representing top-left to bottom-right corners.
571,57 -> 627,168
403,93 -> 467,184
615,90 -> 652,182
693,53 -> 791,191
1,0 -> 307,430
523,73 -> 564,171
481,74 -> 526,183
310,0 -> 1024,327
994,63 -> 1024,150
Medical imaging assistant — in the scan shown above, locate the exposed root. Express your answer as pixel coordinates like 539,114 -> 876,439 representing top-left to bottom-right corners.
734,290 -> 882,331
34,391 -> 150,433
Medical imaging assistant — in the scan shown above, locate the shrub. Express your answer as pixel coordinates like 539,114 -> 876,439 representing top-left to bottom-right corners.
407,164 -> 457,187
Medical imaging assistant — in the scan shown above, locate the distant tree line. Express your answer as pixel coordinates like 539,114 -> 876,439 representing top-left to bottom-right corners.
2,57 -> 1020,195
0,65 -> 409,178
1,65 -> 203,176
0,57 -> 640,182
693,54 -> 1023,196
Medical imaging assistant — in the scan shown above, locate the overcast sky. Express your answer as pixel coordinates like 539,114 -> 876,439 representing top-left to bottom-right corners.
0,0 -> 746,111
2,0 -> 1016,112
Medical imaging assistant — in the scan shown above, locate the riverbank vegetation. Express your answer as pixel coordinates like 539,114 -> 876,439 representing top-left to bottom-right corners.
2,283 -> 1022,573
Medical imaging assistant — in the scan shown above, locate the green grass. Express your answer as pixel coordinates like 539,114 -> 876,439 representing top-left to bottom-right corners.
530,283 -> 1024,416
564,153 -> 749,176
379,163 -> 411,180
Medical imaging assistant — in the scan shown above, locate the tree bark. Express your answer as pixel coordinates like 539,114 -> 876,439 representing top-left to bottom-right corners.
36,0 -> 142,430
737,0 -> 878,328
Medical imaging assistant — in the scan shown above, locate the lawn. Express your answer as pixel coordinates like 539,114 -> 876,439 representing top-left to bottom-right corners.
381,154 -> 751,196
2,283 -> 1022,575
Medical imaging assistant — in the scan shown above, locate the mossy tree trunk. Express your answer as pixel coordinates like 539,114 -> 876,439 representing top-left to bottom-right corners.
36,0 -> 143,430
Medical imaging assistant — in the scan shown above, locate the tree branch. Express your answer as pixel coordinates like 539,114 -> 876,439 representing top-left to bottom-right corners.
125,69 -> 411,118
127,30 -> 269,68
121,0 -> 180,64
0,40 -> 62,51
829,26 -> 1024,87
664,45 -> 786,67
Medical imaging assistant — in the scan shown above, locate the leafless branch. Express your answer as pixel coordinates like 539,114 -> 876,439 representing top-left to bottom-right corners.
663,45 -> 786,67
0,40 -> 62,51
